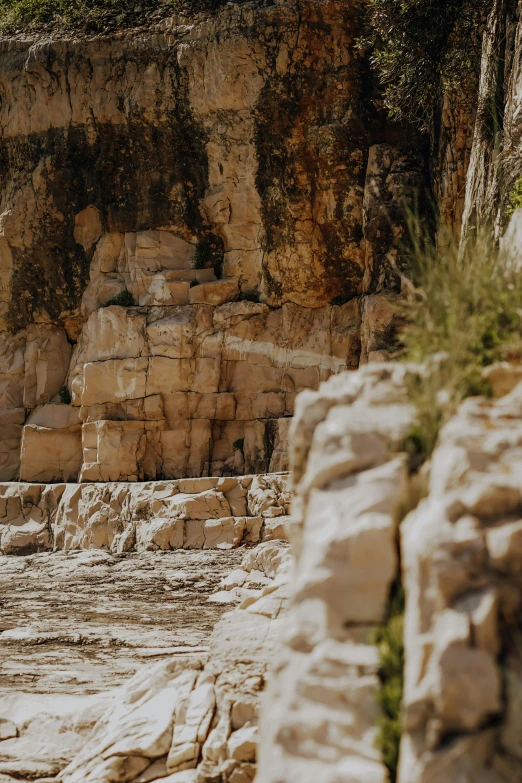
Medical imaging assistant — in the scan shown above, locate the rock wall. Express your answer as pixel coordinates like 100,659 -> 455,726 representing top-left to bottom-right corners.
5,356 -> 522,781
0,472 -> 290,555
257,362 -> 415,783
0,0 -> 428,482
400,367 -> 522,782
252,359 -> 522,783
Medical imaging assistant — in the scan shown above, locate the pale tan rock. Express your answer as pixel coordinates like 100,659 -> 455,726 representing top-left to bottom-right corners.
136,518 -> 185,551
0,719 -> 18,740
0,331 -> 25,410
23,325 -> 72,409
487,520 -> 522,573
189,278 -> 239,306
147,358 -> 220,396
93,232 -> 125,274
60,659 -> 201,783
268,418 -> 291,473
131,756 -> 168,782
19,425 -> 82,482
72,306 -> 147,372
502,670 -> 522,762
81,358 -> 148,406
399,374 -> 522,780
27,404 -> 80,429
258,366 -> 412,783
247,474 -> 291,518
0,409 -> 24,481
260,516 -> 289,542
147,307 -> 213,360
73,206 -> 103,250
80,420 -> 147,482
167,680 -> 215,772
482,362 -> 522,398
139,275 -> 191,306
434,644 -> 501,732
227,725 -> 257,762
360,292 -> 402,364
157,772 -> 197,783
0,518 -> 51,555
161,421 -> 212,479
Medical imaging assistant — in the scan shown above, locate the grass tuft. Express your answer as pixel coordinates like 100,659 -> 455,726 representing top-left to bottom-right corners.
399,224 -> 522,466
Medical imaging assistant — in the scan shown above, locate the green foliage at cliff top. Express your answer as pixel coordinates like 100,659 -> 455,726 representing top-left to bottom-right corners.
0,0 -> 243,33
362,0 -> 487,129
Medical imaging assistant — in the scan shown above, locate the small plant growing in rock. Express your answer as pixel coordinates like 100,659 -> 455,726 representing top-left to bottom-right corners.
506,176 -> 522,220
399,224 -> 522,466
105,290 -> 134,307
372,581 -> 404,783
192,240 -> 212,270
59,385 -> 71,405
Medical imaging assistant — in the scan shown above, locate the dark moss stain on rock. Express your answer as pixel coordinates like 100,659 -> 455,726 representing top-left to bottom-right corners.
254,5 -> 369,304
2,48 -> 211,331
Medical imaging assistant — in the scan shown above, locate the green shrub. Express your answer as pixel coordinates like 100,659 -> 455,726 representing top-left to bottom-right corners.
59,385 -> 71,404
399,225 -> 522,464
373,581 -> 404,783
361,0 -> 486,128
232,438 -> 244,452
506,176 -> 522,220
105,290 -> 135,307
0,0 -> 247,33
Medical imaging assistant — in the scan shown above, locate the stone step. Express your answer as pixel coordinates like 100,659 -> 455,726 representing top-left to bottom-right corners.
0,473 -> 291,556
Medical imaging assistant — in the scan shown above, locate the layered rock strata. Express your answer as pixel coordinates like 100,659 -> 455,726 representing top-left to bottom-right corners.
0,473 -> 290,555
0,0 -> 427,482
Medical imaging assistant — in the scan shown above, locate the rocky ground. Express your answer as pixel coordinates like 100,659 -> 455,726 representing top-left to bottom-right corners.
0,548 -> 244,781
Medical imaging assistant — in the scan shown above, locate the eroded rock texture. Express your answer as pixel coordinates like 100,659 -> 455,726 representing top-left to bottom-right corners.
0,473 -> 290,555
0,541 -> 290,783
400,368 -> 522,782
257,362 -> 415,783
0,0 -> 428,481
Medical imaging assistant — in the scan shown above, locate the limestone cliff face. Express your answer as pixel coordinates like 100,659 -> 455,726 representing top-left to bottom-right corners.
0,0 -> 427,483
0,0 -> 368,332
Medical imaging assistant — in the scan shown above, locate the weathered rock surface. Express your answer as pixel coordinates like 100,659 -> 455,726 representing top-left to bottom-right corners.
0,0 -> 429,483
0,473 -> 290,556
0,541 -> 290,783
0,548 -> 242,780
399,376 -> 522,782
257,362 -> 416,783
